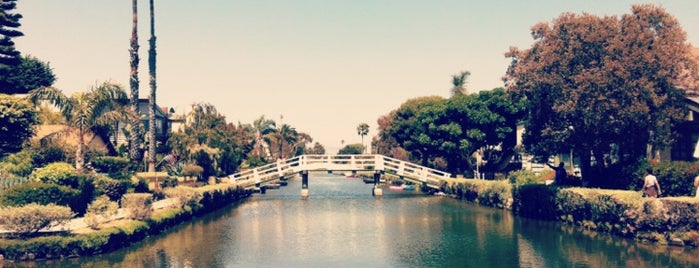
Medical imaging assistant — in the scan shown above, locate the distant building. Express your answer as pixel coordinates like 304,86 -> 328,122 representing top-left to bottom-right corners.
112,99 -> 182,152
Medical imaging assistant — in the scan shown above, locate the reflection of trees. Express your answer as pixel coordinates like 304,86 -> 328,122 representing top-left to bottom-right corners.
515,220 -> 699,267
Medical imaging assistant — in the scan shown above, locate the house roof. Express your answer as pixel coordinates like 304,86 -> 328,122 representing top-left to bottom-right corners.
137,99 -> 168,118
33,124 -> 110,153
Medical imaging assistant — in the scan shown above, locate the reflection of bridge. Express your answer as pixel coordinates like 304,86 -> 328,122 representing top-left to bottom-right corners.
227,154 -> 452,197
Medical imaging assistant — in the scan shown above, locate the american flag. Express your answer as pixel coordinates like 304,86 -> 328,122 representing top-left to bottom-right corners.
161,154 -> 178,166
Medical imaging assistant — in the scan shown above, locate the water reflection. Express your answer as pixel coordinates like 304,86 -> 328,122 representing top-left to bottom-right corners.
15,173 -> 699,267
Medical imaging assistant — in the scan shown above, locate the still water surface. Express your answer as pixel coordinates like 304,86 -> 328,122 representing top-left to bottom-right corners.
23,173 -> 699,267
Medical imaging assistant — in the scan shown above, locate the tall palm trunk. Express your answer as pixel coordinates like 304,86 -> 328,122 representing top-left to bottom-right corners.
129,0 -> 141,162
76,127 -> 86,170
147,0 -> 157,172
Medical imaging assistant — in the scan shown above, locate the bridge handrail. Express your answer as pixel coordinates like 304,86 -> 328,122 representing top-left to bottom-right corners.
226,154 -> 451,188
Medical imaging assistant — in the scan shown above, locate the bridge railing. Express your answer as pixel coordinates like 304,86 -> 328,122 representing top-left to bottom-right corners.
380,155 -> 451,188
226,154 -> 452,189
299,154 -> 378,171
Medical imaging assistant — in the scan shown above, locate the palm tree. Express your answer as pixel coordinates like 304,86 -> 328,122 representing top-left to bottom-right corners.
128,0 -> 141,162
147,0 -> 157,172
450,70 -> 471,96
276,124 -> 298,159
251,116 -> 276,158
27,82 -> 135,170
357,123 -> 369,153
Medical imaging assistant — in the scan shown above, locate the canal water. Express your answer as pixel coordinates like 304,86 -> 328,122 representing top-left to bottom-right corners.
20,173 -> 699,267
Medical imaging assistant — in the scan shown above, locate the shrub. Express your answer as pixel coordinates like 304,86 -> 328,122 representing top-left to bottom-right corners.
93,175 -> 128,202
133,178 -> 150,193
163,186 -> 202,209
508,170 -> 541,187
121,193 -> 153,220
84,195 -> 119,229
91,156 -> 134,180
0,203 -> 73,237
160,176 -> 179,189
512,184 -> 559,220
31,142 -> 68,168
0,181 -> 79,209
181,164 -> 204,178
646,161 -> 699,197
0,148 -> 35,177
28,162 -> 77,185
476,181 -> 512,209
91,156 -> 132,173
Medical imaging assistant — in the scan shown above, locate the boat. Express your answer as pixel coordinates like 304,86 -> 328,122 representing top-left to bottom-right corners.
263,184 -> 281,189
388,185 -> 403,191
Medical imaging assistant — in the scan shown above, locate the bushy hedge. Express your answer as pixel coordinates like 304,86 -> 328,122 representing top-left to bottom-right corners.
0,181 -> 80,210
510,181 -> 699,245
0,220 -> 150,261
441,179 -> 513,209
181,164 -> 204,178
0,185 -> 252,261
0,204 -> 73,238
0,148 -> 35,177
28,162 -> 77,185
93,175 -> 128,202
84,195 -> 119,229
121,193 -> 153,220
645,161 -> 699,197
91,156 -> 134,180
163,186 -> 202,209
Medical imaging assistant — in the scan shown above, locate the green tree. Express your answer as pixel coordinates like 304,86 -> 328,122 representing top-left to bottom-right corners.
0,94 -> 37,156
306,142 -> 325,155
450,70 -> 470,96
0,55 -> 56,94
504,4 -> 698,187
27,82 -> 135,170
444,88 -> 524,174
338,143 -> 363,155
146,0 -> 157,171
168,103 -> 247,177
128,0 -> 142,163
292,132 -> 312,156
356,123 -> 369,153
0,0 -> 22,68
273,124 -> 298,159
386,96 -> 445,166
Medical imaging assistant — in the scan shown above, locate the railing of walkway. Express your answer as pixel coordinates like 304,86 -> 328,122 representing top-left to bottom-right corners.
226,154 -> 451,189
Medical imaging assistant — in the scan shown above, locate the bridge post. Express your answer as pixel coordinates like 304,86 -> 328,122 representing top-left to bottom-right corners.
372,171 -> 382,197
301,170 -> 309,199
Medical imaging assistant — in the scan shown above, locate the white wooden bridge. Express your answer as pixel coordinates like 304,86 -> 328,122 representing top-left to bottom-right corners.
227,154 -> 451,194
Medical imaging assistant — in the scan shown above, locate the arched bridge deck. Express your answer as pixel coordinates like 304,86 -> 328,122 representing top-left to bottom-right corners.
227,154 -> 451,190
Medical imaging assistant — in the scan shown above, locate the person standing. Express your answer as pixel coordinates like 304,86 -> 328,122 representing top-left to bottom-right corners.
642,168 -> 662,198
546,161 -> 567,185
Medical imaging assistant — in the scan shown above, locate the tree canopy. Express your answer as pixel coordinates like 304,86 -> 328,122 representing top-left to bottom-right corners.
0,94 -> 37,156
27,82 -> 134,170
504,4 -> 699,187
0,0 -> 22,68
379,89 -> 523,175
0,55 -> 56,94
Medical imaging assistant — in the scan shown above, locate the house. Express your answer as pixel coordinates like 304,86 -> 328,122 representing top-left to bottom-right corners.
112,99 -> 181,151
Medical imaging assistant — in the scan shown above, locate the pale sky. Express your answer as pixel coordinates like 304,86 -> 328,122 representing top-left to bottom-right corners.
14,1 -> 699,153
